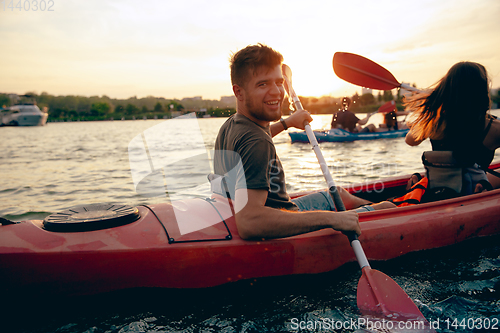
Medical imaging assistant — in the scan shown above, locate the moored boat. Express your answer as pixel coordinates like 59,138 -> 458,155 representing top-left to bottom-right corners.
1,162 -> 500,297
289,128 -> 409,143
0,104 -> 48,126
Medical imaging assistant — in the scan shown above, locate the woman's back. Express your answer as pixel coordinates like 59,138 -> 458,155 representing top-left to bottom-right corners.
431,115 -> 499,168
404,61 -> 500,194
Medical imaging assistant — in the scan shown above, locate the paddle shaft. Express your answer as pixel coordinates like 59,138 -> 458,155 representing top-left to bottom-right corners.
401,82 -> 421,92
282,65 -> 431,326
283,69 -> 370,269
285,82 -> 345,211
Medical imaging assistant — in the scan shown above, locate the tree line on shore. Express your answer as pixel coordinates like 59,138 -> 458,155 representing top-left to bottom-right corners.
1,88 -> 499,122
0,93 -> 237,121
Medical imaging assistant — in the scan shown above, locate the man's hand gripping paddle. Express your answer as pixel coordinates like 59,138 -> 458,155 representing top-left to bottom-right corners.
282,64 -> 434,332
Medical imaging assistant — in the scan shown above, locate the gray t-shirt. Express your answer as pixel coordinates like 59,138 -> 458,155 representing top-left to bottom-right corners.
214,113 -> 297,210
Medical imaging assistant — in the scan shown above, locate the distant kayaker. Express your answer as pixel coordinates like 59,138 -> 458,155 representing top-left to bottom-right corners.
213,43 -> 395,240
331,97 -> 370,132
357,109 -> 410,133
405,61 -> 500,194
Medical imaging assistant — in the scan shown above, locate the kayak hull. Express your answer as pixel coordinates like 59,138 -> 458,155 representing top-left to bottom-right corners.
289,128 -> 409,143
1,163 -> 500,296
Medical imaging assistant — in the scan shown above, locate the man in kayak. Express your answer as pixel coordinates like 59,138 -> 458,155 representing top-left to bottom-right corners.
214,44 -> 394,240
331,97 -> 369,132
357,109 -> 410,133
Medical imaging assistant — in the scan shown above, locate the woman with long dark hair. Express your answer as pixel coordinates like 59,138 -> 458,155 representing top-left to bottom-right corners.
405,61 -> 500,194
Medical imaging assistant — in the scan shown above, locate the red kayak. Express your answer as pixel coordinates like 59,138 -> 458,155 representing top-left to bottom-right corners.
1,162 -> 500,296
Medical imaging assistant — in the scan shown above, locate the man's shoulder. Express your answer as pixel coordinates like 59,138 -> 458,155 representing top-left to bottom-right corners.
347,110 -> 359,119
220,113 -> 252,130
220,113 -> 272,142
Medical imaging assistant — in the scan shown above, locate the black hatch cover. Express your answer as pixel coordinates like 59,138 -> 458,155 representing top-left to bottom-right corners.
43,203 -> 140,232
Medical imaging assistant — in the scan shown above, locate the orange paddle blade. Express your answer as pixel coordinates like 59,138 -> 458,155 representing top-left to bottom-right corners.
357,267 -> 427,322
378,100 -> 397,113
333,52 -> 400,91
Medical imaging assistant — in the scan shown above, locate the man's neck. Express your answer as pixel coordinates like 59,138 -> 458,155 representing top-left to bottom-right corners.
236,108 -> 269,128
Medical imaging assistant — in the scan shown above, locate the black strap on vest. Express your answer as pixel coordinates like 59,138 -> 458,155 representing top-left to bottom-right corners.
484,167 -> 500,179
481,115 -> 495,141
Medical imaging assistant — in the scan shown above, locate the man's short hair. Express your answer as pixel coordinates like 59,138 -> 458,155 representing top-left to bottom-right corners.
230,43 -> 284,88
342,97 -> 351,107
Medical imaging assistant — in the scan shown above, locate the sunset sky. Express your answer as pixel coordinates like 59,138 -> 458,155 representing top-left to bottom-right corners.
1,0 -> 499,101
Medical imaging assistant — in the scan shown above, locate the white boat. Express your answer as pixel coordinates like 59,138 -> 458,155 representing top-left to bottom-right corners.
0,104 -> 48,126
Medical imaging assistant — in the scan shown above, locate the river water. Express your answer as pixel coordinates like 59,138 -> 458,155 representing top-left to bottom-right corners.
1,113 -> 499,332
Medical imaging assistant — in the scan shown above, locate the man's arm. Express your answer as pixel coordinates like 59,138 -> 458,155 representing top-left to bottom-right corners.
270,109 -> 313,137
357,113 -> 371,126
396,111 -> 411,116
233,188 -> 360,240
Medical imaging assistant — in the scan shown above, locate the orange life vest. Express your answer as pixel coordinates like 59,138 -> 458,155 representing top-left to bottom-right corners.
391,177 -> 428,207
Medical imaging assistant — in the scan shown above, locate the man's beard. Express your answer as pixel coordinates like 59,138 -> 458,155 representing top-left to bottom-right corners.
244,98 -> 282,123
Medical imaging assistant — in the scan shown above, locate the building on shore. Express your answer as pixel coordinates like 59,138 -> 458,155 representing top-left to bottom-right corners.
361,87 -> 373,96
220,95 -> 236,108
